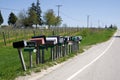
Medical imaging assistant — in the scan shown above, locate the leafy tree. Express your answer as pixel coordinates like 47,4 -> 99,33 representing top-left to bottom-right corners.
55,16 -> 62,26
30,0 -> 42,26
36,0 -> 42,25
43,9 -> 62,29
18,9 -> 38,28
23,17 -> 30,27
43,9 -> 56,29
0,10 -> 4,25
27,9 -> 38,27
17,0 -> 42,28
8,12 -> 17,26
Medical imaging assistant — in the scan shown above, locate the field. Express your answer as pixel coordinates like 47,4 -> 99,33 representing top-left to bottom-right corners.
0,27 -> 116,80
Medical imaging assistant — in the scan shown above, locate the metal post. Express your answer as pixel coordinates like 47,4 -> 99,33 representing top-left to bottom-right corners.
56,5 -> 62,17
18,49 -> 26,71
29,51 -> 33,68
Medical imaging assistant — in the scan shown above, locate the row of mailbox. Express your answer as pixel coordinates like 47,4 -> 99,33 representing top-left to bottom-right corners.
13,35 -> 82,71
13,35 -> 82,48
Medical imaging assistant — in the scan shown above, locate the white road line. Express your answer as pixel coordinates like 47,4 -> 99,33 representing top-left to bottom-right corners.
66,34 -> 116,80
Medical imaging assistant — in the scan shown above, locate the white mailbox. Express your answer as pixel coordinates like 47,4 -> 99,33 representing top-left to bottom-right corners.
59,37 -> 64,44
46,37 -> 58,45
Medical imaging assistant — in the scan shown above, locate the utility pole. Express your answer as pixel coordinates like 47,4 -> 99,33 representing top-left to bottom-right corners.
56,5 -> 62,17
98,20 -> 100,27
87,15 -> 90,28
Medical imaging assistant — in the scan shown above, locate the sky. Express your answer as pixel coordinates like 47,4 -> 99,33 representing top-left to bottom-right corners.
0,0 -> 120,27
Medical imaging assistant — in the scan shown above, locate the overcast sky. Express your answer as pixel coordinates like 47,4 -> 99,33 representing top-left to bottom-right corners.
0,0 -> 120,27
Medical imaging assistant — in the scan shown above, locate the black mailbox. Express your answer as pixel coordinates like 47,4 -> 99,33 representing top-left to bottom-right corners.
13,40 -> 27,48
77,36 -> 82,41
26,41 -> 37,47
64,36 -> 70,43
73,36 -> 82,42
13,40 -> 27,71
69,36 -> 73,41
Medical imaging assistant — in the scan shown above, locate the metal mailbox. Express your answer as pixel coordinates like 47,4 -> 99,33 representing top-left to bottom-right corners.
32,35 -> 46,42
47,36 -> 64,44
30,38 -> 45,45
13,40 -> 27,48
47,36 -> 59,42
59,36 -> 64,44
76,36 -> 82,41
30,36 -> 46,64
24,41 -> 36,52
23,41 -> 37,68
46,37 -> 58,45
26,41 -> 37,47
13,40 -> 27,71
64,36 -> 70,43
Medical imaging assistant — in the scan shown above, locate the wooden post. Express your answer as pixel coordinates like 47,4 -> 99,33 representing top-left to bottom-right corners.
2,32 -> 6,46
50,47 -> 52,60
52,30 -> 55,35
41,49 -> 45,63
36,47 -> 40,64
33,30 -> 36,36
51,47 -> 54,61
62,45 -> 65,57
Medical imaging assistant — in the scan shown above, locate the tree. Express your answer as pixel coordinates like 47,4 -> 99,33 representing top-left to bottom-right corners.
8,12 -> 17,26
29,0 -> 42,26
43,9 -> 56,29
31,3 -> 36,11
43,9 -> 62,29
55,16 -> 62,26
109,24 -> 113,28
0,10 -> 4,25
36,0 -> 42,25
27,9 -> 38,26
17,0 -> 42,28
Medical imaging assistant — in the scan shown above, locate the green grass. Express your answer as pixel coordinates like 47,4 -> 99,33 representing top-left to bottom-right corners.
0,47 -> 23,80
0,28 -> 117,80
80,28 -> 116,46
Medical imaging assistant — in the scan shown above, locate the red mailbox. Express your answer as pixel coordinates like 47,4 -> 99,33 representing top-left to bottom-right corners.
30,38 -> 45,45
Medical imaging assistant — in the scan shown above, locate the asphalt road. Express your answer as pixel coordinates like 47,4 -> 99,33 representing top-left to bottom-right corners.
34,30 -> 120,80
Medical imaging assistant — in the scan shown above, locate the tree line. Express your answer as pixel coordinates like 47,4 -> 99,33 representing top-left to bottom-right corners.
0,0 -> 62,29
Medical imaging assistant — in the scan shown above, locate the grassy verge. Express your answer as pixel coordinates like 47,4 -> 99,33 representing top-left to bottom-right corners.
0,28 -> 117,80
80,28 -> 116,46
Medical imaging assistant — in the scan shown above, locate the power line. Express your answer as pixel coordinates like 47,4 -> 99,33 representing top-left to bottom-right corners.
60,11 -> 81,22
0,7 -> 22,11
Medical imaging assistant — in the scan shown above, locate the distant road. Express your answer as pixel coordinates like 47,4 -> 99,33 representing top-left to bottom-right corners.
31,30 -> 120,80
